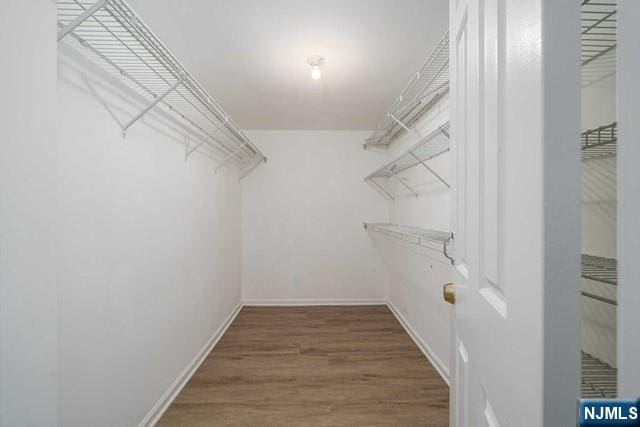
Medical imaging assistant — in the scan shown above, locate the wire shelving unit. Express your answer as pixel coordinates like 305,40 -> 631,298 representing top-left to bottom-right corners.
579,0 -> 618,402
582,122 -> 617,160
581,0 -> 617,67
363,222 -> 454,264
365,123 -> 450,200
57,0 -> 266,178
581,351 -> 617,398
582,254 -> 617,286
364,32 -> 449,150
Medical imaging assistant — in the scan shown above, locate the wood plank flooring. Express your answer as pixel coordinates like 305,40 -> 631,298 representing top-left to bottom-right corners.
158,305 -> 449,426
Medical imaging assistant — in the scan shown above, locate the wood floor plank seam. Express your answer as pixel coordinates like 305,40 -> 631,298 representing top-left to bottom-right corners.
158,305 -> 449,426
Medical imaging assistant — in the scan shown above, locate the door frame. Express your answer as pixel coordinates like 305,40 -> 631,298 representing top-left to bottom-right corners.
617,0 -> 640,398
447,0 -> 582,424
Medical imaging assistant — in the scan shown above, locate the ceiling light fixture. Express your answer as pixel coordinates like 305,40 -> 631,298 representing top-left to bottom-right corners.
307,55 -> 325,80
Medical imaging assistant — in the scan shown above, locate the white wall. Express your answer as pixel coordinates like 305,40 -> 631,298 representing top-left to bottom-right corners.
241,130 -> 388,304
581,50 -> 617,367
370,97 -> 453,379
56,38 -> 243,426
0,1 -> 58,425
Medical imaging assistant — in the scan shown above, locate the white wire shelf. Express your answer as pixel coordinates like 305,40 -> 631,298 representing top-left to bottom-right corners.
581,0 -> 617,67
582,351 -> 617,398
364,32 -> 449,150
581,253 -> 617,306
363,222 -> 454,264
582,122 -> 617,160
57,0 -> 266,178
582,254 -> 617,286
365,123 -> 450,200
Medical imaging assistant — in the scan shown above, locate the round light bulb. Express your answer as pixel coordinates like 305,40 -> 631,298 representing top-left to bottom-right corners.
311,65 -> 322,80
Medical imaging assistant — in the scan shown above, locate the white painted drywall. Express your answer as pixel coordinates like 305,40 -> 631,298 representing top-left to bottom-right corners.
0,1 -> 58,425
241,130 -> 388,303
56,39 -> 243,426
370,97 -> 453,377
581,50 -> 617,367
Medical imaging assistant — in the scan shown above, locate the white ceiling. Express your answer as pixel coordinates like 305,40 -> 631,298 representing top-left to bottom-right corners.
127,0 -> 448,130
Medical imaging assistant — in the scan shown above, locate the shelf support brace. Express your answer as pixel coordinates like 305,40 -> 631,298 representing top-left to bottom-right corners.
215,141 -> 249,173
185,135 -> 211,160
57,0 -> 108,42
184,135 -> 190,160
392,175 -> 418,197
409,151 -> 450,188
122,76 -> 184,137
582,291 -> 616,306
439,124 -> 450,139
389,112 -> 422,141
185,123 -> 227,160
368,178 -> 395,201
239,157 -> 266,180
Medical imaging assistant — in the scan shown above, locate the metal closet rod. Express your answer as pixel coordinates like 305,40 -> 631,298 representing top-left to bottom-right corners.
364,222 -> 455,264
57,0 -> 266,175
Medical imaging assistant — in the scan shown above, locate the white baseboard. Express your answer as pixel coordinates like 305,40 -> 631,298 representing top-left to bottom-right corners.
138,301 -> 243,427
386,300 -> 450,385
139,298 -> 447,426
242,298 -> 388,306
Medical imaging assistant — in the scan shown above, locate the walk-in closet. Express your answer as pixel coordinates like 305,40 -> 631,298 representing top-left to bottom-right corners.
2,1 -> 638,426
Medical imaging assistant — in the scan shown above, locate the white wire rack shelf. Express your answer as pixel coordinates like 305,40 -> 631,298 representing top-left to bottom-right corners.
582,351 -> 617,398
581,254 -> 617,306
582,254 -> 617,285
364,32 -> 449,150
57,0 -> 266,178
363,222 -> 454,264
365,123 -> 450,200
581,0 -> 617,67
582,122 -> 617,160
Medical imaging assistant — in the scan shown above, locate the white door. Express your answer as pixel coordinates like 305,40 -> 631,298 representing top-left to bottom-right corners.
448,0 -> 582,425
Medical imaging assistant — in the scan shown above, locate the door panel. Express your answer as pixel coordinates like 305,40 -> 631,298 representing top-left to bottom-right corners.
455,340 -> 469,427
481,0 -> 502,300
449,0 -> 581,425
454,6 -> 469,268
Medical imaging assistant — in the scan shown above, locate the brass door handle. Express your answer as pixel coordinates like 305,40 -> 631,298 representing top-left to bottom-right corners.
443,283 -> 456,305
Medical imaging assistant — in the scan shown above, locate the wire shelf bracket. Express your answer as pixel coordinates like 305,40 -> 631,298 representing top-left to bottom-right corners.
365,122 -> 450,200
121,74 -> 184,138
57,0 -> 266,178
581,253 -> 617,306
364,32 -> 449,150
215,141 -> 250,173
581,0 -> 617,67
582,121 -> 617,160
364,222 -> 454,264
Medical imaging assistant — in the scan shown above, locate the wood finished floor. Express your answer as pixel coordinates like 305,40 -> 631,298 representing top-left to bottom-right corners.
159,305 -> 449,426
